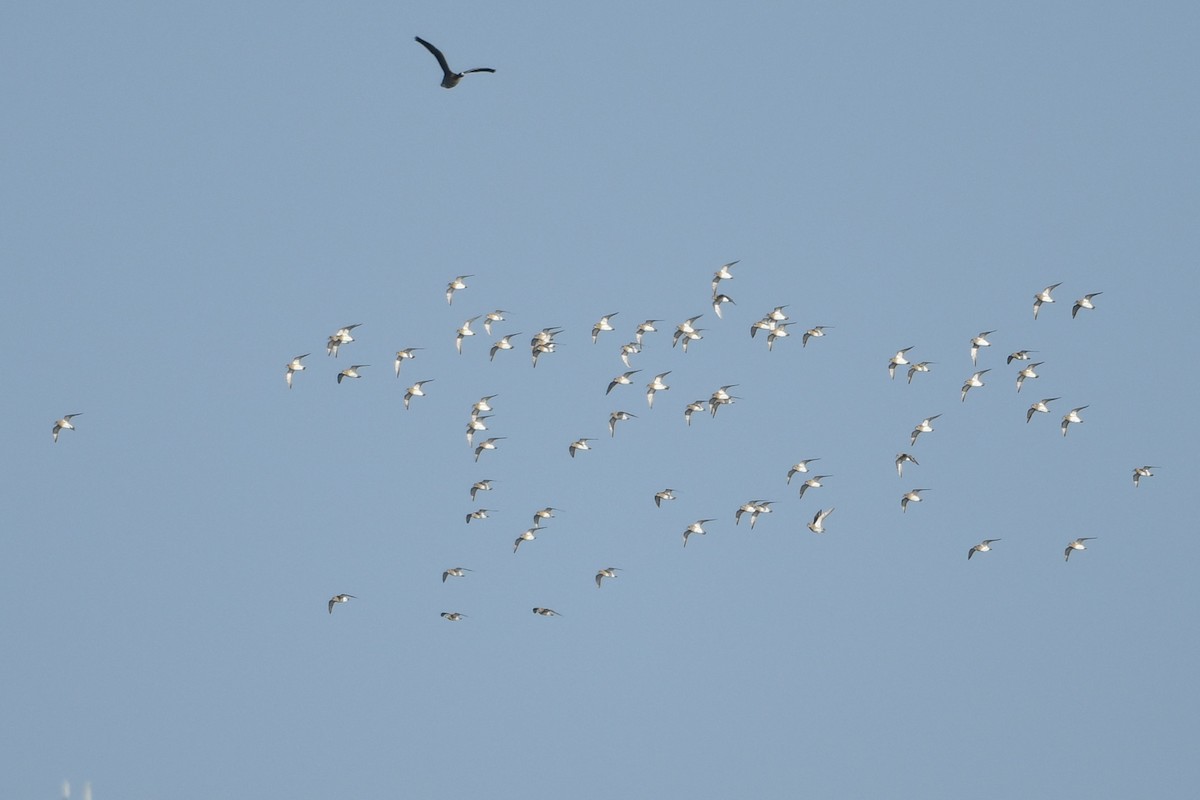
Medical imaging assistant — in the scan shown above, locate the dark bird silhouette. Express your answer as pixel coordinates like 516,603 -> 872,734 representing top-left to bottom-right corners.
415,37 -> 495,88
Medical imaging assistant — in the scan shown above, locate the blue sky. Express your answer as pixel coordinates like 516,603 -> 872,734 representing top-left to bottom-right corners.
4,2 -> 1198,798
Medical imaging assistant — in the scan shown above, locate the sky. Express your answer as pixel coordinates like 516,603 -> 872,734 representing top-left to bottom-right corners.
3,1 -> 1199,798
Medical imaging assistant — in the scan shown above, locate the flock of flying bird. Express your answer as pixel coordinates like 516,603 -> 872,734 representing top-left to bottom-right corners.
47,39 -> 1157,622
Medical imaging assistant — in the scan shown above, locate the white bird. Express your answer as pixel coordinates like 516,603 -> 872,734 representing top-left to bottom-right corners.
336,364 -> 368,383
465,509 -> 490,524
675,327 -> 704,352
568,437 -> 594,458
961,369 -> 990,402
906,361 -> 934,384
970,331 -> 995,366
595,567 -> 621,588
708,385 -> 738,416
1007,349 -> 1036,364
798,476 -> 829,500
895,453 -> 919,478
646,371 -> 671,408
619,341 -> 641,369
285,354 -> 309,388
683,400 -> 705,426
394,347 -> 422,377
326,324 -> 361,357
473,395 -> 498,414
1033,283 -> 1061,319
1026,397 -> 1060,423
711,260 -> 739,292
474,437 -> 505,462
465,414 -> 491,446
1132,465 -> 1158,488
1064,537 -> 1096,561
442,567 -> 473,583
654,488 -> 676,508
807,507 -> 834,534
513,529 -> 537,553
749,317 -> 777,338
607,369 -> 641,395
52,413 -> 82,443
440,612 -> 467,621
483,310 -> 507,336
455,316 -> 480,354
490,333 -> 520,361
901,488 -> 928,513
888,347 -> 915,379
592,312 -> 619,343
532,607 -> 561,617
1015,362 -> 1043,392
802,325 -> 831,346
766,322 -> 792,351
786,459 -> 820,484
766,306 -> 789,322
1072,292 -> 1102,318
712,293 -> 736,319
683,519 -> 714,547
968,539 -> 1000,560
1061,405 -> 1088,437
748,500 -> 774,529
635,320 -> 660,345
910,414 -> 941,446
530,340 -> 557,368
415,37 -> 495,89
403,379 -> 433,409
609,410 -> 636,437
469,479 -> 494,501
532,507 -> 559,527
328,594 -> 356,614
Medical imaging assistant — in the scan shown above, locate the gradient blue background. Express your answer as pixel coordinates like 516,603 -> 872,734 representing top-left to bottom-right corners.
4,2 -> 1197,798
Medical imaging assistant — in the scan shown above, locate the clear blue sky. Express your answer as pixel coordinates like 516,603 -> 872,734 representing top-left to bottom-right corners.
4,2 -> 1198,798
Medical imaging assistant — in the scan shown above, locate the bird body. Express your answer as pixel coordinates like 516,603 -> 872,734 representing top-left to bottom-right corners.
1065,537 -> 1096,561
807,507 -> 834,534
1033,283 -> 1061,319
328,594 -> 355,614
52,413 -> 82,443
968,539 -> 1000,560
1072,292 -> 1102,318
1061,406 -> 1088,436
404,379 -> 433,409
337,364 -> 368,383
416,37 -> 495,89
285,354 -> 308,388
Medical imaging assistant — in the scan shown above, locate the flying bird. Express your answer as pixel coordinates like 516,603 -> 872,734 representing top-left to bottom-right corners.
592,313 -> 619,343
285,354 -> 308,388
646,371 -> 671,408
404,379 -> 434,409
712,293 -> 736,319
394,347 -> 421,377
711,261 -> 739,293
888,347 -> 915,379
1072,292 -> 1102,318
1064,538 -> 1096,561
895,453 -> 919,478
490,333 -> 520,361
442,567 -> 473,583
52,413 -> 82,443
455,316 -> 480,354
907,361 -> 934,384
469,479 -> 494,501
802,325 -> 831,346
1026,397 -> 1060,423
1007,350 -> 1036,364
483,310 -> 507,336
336,364 -> 368,383
1033,283 -> 1061,319
683,519 -> 714,547
532,607 -> 561,617
595,567 -> 621,588
568,437 -> 594,458
440,612 -> 467,621
635,320 -> 660,345
1015,362 -> 1043,392
654,488 -> 676,507
1132,466 -> 1158,488
787,459 -> 820,484
901,488 -> 928,513
474,437 -> 505,462
326,324 -> 361,357
609,411 -> 636,437
807,507 -> 834,534
607,369 -> 641,395
969,331 -> 995,366
961,369 -> 990,402
1061,406 -> 1088,437
910,414 -> 941,446
797,476 -> 829,500
464,509 -> 490,524
328,594 -> 356,614
416,37 -> 495,89
968,539 -> 1000,560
